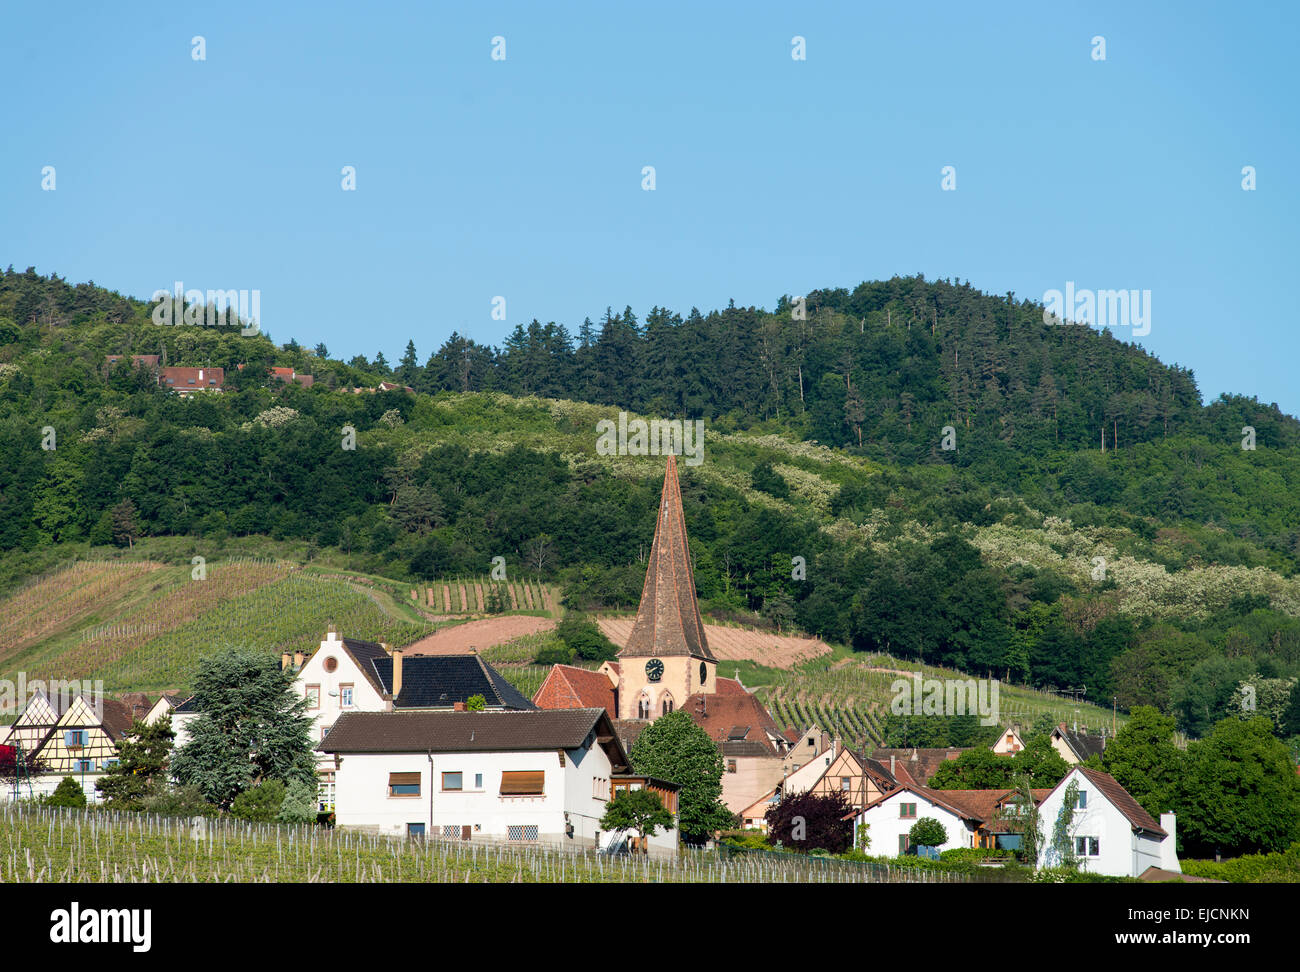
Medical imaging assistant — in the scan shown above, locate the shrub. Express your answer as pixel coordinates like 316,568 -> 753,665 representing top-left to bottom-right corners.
1181,842 -> 1300,883
138,784 -> 219,818
908,817 -> 948,848
46,777 -> 87,809
276,780 -> 320,825
230,780 -> 287,822
535,644 -> 575,665
556,614 -> 618,662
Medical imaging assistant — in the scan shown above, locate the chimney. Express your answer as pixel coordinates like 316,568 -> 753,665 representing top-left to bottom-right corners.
280,652 -> 291,670
326,623 -> 337,642
454,701 -> 466,712
890,755 -> 896,777
391,648 -> 403,701
198,369 -> 204,381
292,651 -> 304,669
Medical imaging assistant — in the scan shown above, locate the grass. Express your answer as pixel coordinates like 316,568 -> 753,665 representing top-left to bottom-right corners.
0,804 -> 994,883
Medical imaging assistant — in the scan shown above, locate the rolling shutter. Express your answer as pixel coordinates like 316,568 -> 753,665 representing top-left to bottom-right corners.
389,772 -> 421,786
499,770 -> 545,795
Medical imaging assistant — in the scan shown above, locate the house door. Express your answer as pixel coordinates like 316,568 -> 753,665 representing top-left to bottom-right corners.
461,825 -> 471,841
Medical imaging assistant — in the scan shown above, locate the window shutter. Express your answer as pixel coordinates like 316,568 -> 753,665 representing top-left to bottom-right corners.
389,772 -> 421,786
500,770 -> 545,795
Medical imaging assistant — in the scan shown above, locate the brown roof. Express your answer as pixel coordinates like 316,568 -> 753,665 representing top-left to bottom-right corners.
532,665 -> 616,713
1074,767 -> 1166,836
619,455 -> 714,661
932,788 -> 1051,827
98,699 -> 136,739
685,691 -> 783,757
714,677 -> 747,695
612,719 -> 648,754
870,747 -> 970,785
319,708 -> 627,770
159,366 -> 224,389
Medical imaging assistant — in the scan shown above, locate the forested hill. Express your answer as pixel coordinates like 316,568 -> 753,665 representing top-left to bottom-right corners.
4,267 -> 1296,463
5,266 -> 1300,743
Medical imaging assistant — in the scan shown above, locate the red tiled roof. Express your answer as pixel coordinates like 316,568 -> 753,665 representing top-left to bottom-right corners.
619,455 -> 714,661
870,747 -> 970,785
160,366 -> 224,389
684,690 -> 782,756
532,665 -> 616,714
714,677 -> 747,696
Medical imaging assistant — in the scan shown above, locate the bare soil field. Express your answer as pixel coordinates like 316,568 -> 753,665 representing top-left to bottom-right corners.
596,617 -> 831,668
402,616 -> 557,655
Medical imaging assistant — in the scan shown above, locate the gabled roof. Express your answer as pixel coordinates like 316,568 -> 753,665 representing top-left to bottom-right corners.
370,653 -> 536,710
318,708 -> 628,770
1070,766 -> 1166,837
685,690 -> 783,757
1054,724 -> 1106,762
532,664 -> 616,713
619,454 -> 715,661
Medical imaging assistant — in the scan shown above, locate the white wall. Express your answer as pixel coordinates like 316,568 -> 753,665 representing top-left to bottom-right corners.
332,744 -> 639,848
856,790 -> 972,856
1036,769 -> 1174,877
293,633 -> 388,760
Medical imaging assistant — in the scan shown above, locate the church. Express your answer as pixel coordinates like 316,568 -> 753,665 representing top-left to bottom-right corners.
534,453 -> 828,813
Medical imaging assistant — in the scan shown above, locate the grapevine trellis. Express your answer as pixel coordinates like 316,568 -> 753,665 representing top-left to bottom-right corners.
0,805 -> 1017,884
409,576 -> 560,617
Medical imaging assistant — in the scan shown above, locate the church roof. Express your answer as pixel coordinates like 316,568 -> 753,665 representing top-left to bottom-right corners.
619,454 -> 715,661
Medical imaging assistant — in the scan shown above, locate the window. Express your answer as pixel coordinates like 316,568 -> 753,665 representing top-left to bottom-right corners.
507,825 -> 539,842
500,771 -> 545,796
102,759 -> 120,771
474,773 -> 483,789
1075,836 -> 1100,857
388,772 -> 421,797
318,771 -> 335,812
305,685 -> 320,709
407,823 -> 425,837
841,776 -> 851,792
792,763 -> 801,771
637,697 -> 650,719
323,656 -> 338,673
726,759 -> 738,774
808,737 -> 815,746
898,834 -> 910,854
442,772 -> 463,791
1075,790 -> 1087,809
662,698 -> 674,715
340,684 -> 354,708
899,802 -> 917,819
74,760 -> 94,773
64,730 -> 88,748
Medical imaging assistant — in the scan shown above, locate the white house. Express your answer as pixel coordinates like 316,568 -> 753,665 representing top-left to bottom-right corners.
850,784 -> 982,856
292,629 -> 535,747
1036,766 -> 1179,877
318,706 -> 680,855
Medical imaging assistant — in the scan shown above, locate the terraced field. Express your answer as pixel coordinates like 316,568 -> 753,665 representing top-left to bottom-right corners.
409,577 -> 561,617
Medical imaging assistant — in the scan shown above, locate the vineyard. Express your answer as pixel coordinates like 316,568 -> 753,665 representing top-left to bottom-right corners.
597,616 -> 831,667
750,653 -> 1125,751
409,576 -> 561,617
0,805 -> 1005,883
0,560 -> 436,695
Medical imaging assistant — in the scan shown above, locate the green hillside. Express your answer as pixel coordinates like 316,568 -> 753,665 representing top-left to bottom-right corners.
2,268 -> 1299,746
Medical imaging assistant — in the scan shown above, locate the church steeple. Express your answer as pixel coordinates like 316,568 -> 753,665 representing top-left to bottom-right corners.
620,453 -> 714,662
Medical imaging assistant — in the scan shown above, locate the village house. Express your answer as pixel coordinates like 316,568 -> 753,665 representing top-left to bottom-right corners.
318,706 -> 680,854
0,691 -> 136,802
1035,766 -> 1179,877
848,783 -> 1051,855
1050,723 -> 1108,765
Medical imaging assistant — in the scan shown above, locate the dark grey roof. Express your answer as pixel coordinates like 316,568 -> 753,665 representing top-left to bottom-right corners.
612,719 -> 649,754
318,708 -> 614,756
369,653 -> 535,711
1055,725 -> 1106,761
173,695 -> 200,713
720,740 -> 773,757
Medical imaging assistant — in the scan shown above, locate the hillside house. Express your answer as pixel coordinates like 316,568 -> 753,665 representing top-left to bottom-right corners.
1051,723 -> 1107,765
0,691 -> 135,802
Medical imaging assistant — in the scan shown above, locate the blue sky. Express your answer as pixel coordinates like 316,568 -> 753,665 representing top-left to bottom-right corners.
3,1 -> 1297,413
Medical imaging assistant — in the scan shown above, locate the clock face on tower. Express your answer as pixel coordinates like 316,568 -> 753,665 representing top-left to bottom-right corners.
700,662 -> 707,684
645,658 -> 665,682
